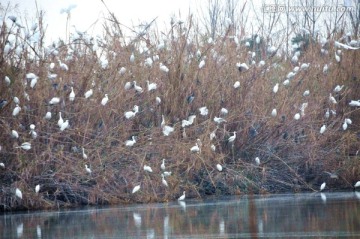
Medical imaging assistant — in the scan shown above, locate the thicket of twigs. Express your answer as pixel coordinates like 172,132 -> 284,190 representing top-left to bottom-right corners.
0,3 -> 359,211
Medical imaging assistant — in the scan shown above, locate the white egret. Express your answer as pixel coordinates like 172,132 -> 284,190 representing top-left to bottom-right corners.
60,120 -> 69,131
271,109 -> 277,117
233,81 -> 240,89
162,125 -> 174,136
283,79 -> 290,86
125,105 -> 139,119
287,72 -> 296,79
216,164 -> 223,172
15,188 -> 22,199
349,100 -> 360,107
12,104 -> 21,116
163,171 -> 172,177
333,85 -> 344,92
13,96 -> 20,104
0,162 -> 4,168
133,81 -> 143,93
82,148 -> 88,159
199,106 -> 209,116
58,112 -> 64,127
35,184 -> 40,194
161,174 -> 168,187
178,191 -> 186,201
199,59 -> 205,69
323,64 -> 329,74
329,94 -> 337,104
210,128 -> 217,140
124,81 -> 132,90
182,115 -> 196,128
214,117 -> 226,124
273,83 -> 279,94
49,97 -> 60,105
220,108 -> 228,116
236,62 -> 249,71
132,184 -> 140,194
160,63 -> 169,73
30,77 -> 38,88
320,125 -> 326,134
303,90 -> 310,96
190,139 -> 201,153
85,164 -> 92,174
294,113 -> 300,120
335,52 -> 341,62
130,53 -> 135,63
228,131 -> 236,143
84,89 -> 93,99
258,60 -> 266,67
354,181 -> 360,188
119,67 -> 126,75
11,130 -> 19,139
324,109 -> 330,119
18,142 -> 31,150
300,63 -> 310,70
342,121 -> 348,130
69,87 -> 75,101
147,81 -> 157,91
101,94 -> 109,106
5,76 -> 11,85
255,157 -> 261,165
320,182 -> 326,191
161,159 -> 166,171
144,57 -> 153,67
125,136 -> 136,147
143,165 -> 153,173
156,97 -> 161,105
345,118 -> 352,124
211,144 -> 216,151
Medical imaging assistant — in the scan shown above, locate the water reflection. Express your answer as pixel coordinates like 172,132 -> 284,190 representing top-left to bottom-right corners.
1,192 -> 360,238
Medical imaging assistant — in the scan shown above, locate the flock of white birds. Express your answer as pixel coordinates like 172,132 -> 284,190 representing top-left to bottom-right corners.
1,14 -> 360,205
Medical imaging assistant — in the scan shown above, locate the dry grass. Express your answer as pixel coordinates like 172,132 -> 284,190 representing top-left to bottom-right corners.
0,6 -> 359,211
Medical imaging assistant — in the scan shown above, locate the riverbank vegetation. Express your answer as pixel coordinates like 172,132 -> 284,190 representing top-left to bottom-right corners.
0,1 -> 359,211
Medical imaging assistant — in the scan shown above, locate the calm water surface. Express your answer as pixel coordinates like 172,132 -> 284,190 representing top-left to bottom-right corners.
1,192 -> 360,238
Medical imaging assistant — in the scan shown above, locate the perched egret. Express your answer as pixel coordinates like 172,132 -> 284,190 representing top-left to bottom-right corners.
161,159 -> 166,171
30,77 -> 38,88
159,63 -> 169,72
323,64 -> 329,74
324,109 -> 330,119
125,136 -> 136,147
333,85 -> 344,92
84,89 -> 93,99
220,108 -> 228,116
273,83 -> 279,94
15,188 -> 22,199
130,53 -> 135,63
228,131 -> 236,143
236,62 -> 249,72
354,181 -> 360,188
320,125 -> 326,134
124,81 -> 132,90
294,113 -> 300,120
214,117 -> 226,124
178,191 -> 186,201
18,142 -> 31,150
210,128 -> 217,140
132,184 -> 140,194
85,164 -> 92,174
82,148 -> 88,159
329,94 -> 337,104
342,121 -> 348,130
163,171 -> 172,177
101,94 -> 109,106
320,182 -> 326,191
198,59 -> 205,69
335,52 -> 341,62
345,118 -> 352,124
144,57 -> 153,67
255,157 -> 261,165
13,96 -> 20,104
147,80 -> 157,91
156,96 -> 161,105
12,104 -> 21,116
349,100 -> 360,107
125,105 -> 139,119
35,184 -> 40,194
199,106 -> 208,116
58,112 -> 64,127
49,97 -> 61,105
216,164 -> 223,172
133,81 -> 143,93
143,165 -> 153,173
190,139 -> 201,153
303,90 -> 310,96
11,130 -> 19,139
161,174 -> 168,187
69,87 -> 75,101
271,109 -> 277,117
287,72 -> 296,79
300,63 -> 310,70
162,125 -> 174,136
0,162 -> 4,168
60,120 -> 69,131
5,76 -> 11,85
283,79 -> 290,86
233,81 -> 240,89
182,115 -> 196,128
211,144 -> 216,151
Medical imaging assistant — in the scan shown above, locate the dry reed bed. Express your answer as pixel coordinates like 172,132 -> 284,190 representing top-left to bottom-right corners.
0,10 -> 359,211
